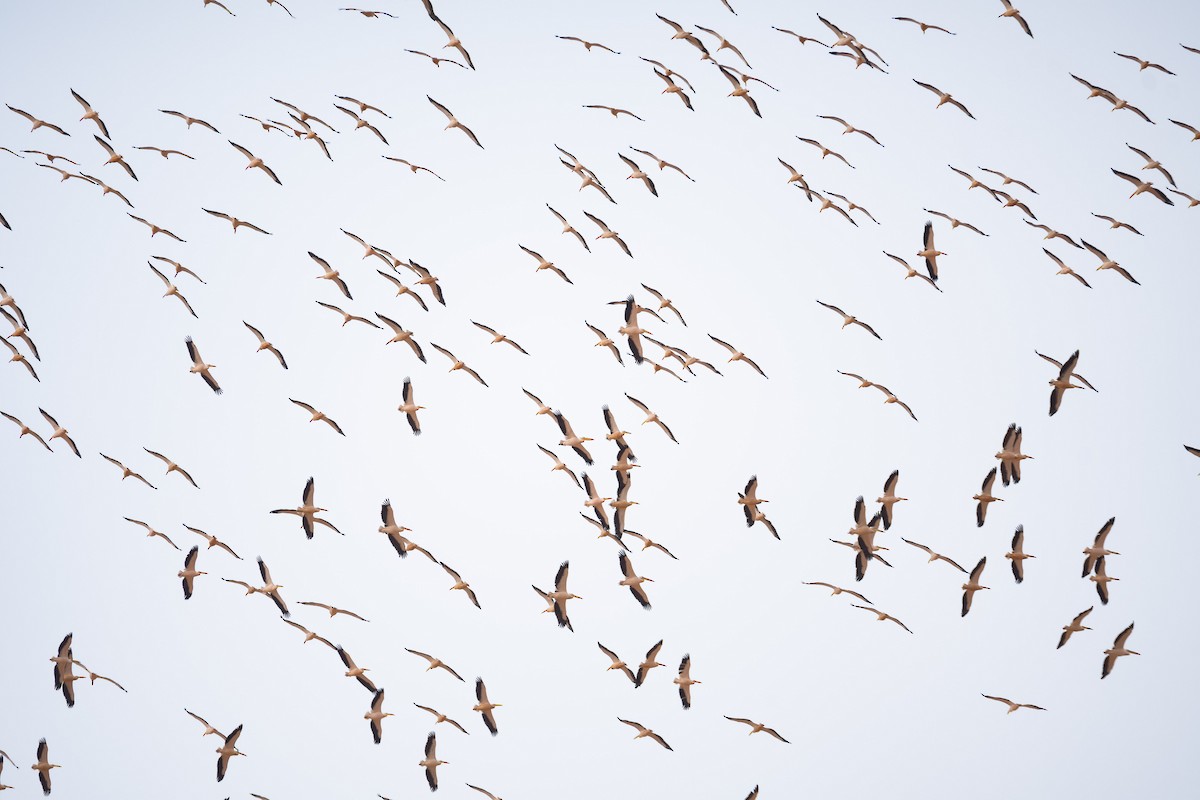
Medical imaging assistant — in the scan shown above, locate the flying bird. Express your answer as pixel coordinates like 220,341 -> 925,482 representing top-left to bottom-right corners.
961,558 -> 990,617
243,322 -> 288,369
981,695 -> 1045,714
617,719 -> 673,750
289,399 -> 346,436
431,344 -> 488,387
1102,622 -> 1139,678
1057,607 -> 1094,649
724,716 -> 790,743
427,96 -> 483,148
270,476 -> 342,539
473,678 -> 502,735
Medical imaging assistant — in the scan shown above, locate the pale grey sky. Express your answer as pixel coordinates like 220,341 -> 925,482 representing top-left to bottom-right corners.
1,1 -> 1197,798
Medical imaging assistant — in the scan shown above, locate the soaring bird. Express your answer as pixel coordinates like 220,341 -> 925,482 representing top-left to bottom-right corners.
1101,622 -> 1139,679
365,690 -> 392,744
40,408 -> 81,457
913,80 -> 975,118
418,732 -> 447,791
99,453 -> 157,489
597,643 -> 637,684
215,724 -> 245,782
179,546 -> 206,599
69,91 -> 108,137
625,395 -> 677,443
270,477 -> 341,539
708,335 -> 767,377
440,562 -> 481,609
413,703 -> 470,735
674,654 -> 700,709
431,344 -> 488,387
998,0 -> 1033,37
917,221 -> 944,281
289,399 -> 346,436
634,639 -> 666,687
243,323 -> 288,369
724,716 -> 790,743
617,552 -> 653,609
406,649 -> 465,682
427,96 -> 483,148
1057,607 -> 1094,649
555,411 -> 594,465
815,300 -> 882,339
1090,556 -> 1119,605
473,678 -> 502,735
995,424 -> 1032,486
981,695 -> 1045,714
1006,525 -> 1035,582
337,647 -> 378,693
961,558 -> 990,617
537,445 -> 581,489
1081,518 -> 1120,577
1047,350 -> 1086,415
901,539 -> 966,573
852,604 -> 914,634
229,141 -> 282,184
0,411 -> 52,451
32,739 -> 61,794
617,719 -> 673,750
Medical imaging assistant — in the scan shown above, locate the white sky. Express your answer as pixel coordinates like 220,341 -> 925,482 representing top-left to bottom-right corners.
1,1 -> 1198,798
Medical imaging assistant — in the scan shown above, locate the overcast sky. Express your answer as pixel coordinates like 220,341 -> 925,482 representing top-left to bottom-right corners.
1,1 -> 1198,798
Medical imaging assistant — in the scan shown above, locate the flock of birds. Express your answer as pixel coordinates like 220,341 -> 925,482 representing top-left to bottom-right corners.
1,0 -> 1196,797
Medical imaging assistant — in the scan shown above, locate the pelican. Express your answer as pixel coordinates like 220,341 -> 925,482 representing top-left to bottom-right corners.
601,407 -> 635,459
418,732 -> 446,791
806,190 -> 858,225
518,245 -> 572,284
341,7 -> 394,17
974,468 -> 1003,527
383,156 -> 445,180
178,546 -> 206,599
640,285 -> 688,325
405,261 -> 446,305
427,96 -> 483,148
124,517 -> 180,550
365,690 -> 391,744
1006,525 -> 1035,583
397,377 -> 424,436
0,753 -> 14,792
1090,556 -> 1119,605
772,27 -> 830,47
902,538 -> 966,573
796,136 -> 854,167
473,678 -> 501,735
1115,52 -> 1174,74
818,114 -> 884,146
611,443 -> 639,475
298,601 -> 368,622
23,149 -> 77,164
610,471 -> 638,536
289,399 -> 346,436
581,472 -> 612,530
894,17 -> 954,34
242,323 -> 287,369
1170,118 -> 1200,141
872,383 -> 918,421
717,66 -> 761,117
284,114 -> 332,159
440,562 -> 481,609
917,221 -> 944,281
1168,188 -> 1199,207
545,561 -> 581,629
414,704 -> 470,735
630,148 -> 694,181
433,16 -> 475,68
624,530 -> 678,560
851,604 -> 914,633
871,470 -> 905,530
6,105 -> 69,136
335,105 -> 388,144
882,252 -> 941,291
337,647 -> 378,693
1102,622 -> 1139,678
430,344 -> 488,387
185,709 -> 225,738
537,445 -> 581,489
815,300 -> 882,339
638,58 -> 696,93
1101,92 -> 1155,123
724,716 -> 790,743
466,785 -> 504,800
949,166 -> 1000,198
674,654 -> 700,709
982,695 -> 1045,713
635,640 -> 666,687
825,191 -> 879,224
1047,349 -> 1086,415
597,643 -> 637,684
100,453 -> 156,489
778,158 -> 813,198
270,476 -> 342,539
555,411 -> 595,464
619,153 -> 658,195
203,208 -> 270,235
0,285 -> 28,331
1124,145 -> 1176,187
695,24 -> 751,67
241,114 -> 291,135
0,411 -> 51,450
253,558 -> 289,616
617,719 -> 673,750
1111,169 -> 1174,204
617,552 -> 653,609
913,80 -> 975,118
1026,221 -> 1082,248
75,659 -> 127,691
1042,249 -> 1091,288
93,135 -> 137,180
961,558 -> 990,617
625,394 -> 677,443
215,725 -> 244,782
995,423 -> 1031,486
376,270 -> 430,311
128,213 -> 186,241
147,262 -> 197,317
556,35 -> 619,54
998,0 -> 1033,36
1057,607 -> 1094,649
51,633 -> 73,691
271,98 -> 337,132
78,174 -> 132,206
584,104 -> 645,121
1084,515 -> 1118,578
160,109 -> 220,132
582,211 -> 632,257
32,740 -> 60,795
404,49 -> 467,68
39,408 -> 81,457
925,209 -> 986,236
228,141 -> 281,185
280,619 -> 334,649
307,252 -> 352,298
1,338 -> 38,381
708,334 -> 767,377
546,205 -> 590,251
406,649 -> 464,681
802,581 -> 872,604
150,255 -> 205,283
1091,214 -> 1142,235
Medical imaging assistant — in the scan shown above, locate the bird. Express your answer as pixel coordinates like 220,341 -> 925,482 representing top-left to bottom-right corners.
913,81 -> 975,118
160,109 -> 220,132
961,558 -> 990,617
625,394 -> 677,444
1037,351 -> 1098,392
270,476 -> 341,539
974,468 -> 1003,527
980,167 -> 1037,194
1125,145 -> 1175,186
517,245 -> 572,284
185,337 -> 221,395
583,104 -> 645,121
1057,607 -> 1094,649
982,695 -> 1045,714
815,300 -> 883,339
1114,52 -> 1174,74
708,334 -> 767,377
617,719 -> 673,750
228,141 -> 282,184
1170,118 -> 1200,141
1090,215 -> 1142,235
925,209 -> 986,236
806,190 -> 859,226
724,716 -> 790,743
581,472 -> 612,531
418,732 -> 447,791
404,261 -> 447,306
1026,221 -> 1081,248
215,724 -> 244,782
1082,240 -> 1141,285
618,153 -> 659,195
184,709 -> 226,738
1168,188 -> 1199,207
150,255 -> 205,283
555,411 -> 595,465
1090,556 -> 1119,605
307,252 -> 352,298
407,649 -> 465,682
1111,169 -> 1174,205
430,344 -> 488,387
623,530 -> 678,560
0,411 -> 51,450
182,523 -> 240,560
335,105 -> 388,143
0,753 -> 14,792
917,221 -> 944,281
536,445 -> 581,489
618,551 -> 653,609
128,214 -> 186,241
383,156 -> 445,180
280,619 -> 334,649
1102,622 -> 1139,679
674,654 -> 700,709
93,135 -> 137,180
803,581 -> 873,604
298,601 -> 368,622
901,539 -> 966,573
39,408 -> 81,457
7,105 -> 69,136
1046,350 -> 1086,415
995,423 -> 1032,486
825,191 -> 880,223
1006,525 -> 1035,583
557,35 -> 619,54
597,643 -> 637,684
584,322 -> 625,365
203,208 -> 270,235
179,546 -> 206,599
851,604 -> 914,634
546,205 -> 591,251
998,0 -> 1033,36
147,262 -> 197,317
796,137 -> 854,167
364,690 -> 391,744
634,639 -> 666,687
1,338 -> 38,381
427,96 -> 483,148
818,114 -> 884,145
376,270 -> 430,311
32,739 -> 60,795
99,453 -> 157,489
1041,249 -> 1092,288
1100,92 -> 1155,124
582,211 -> 632,257
242,322 -> 287,369
717,66 -> 761,117
414,704 -> 470,735
894,17 -> 954,35
440,562 -> 481,609
871,383 -> 918,421
473,678 -> 502,735
51,633 -> 74,692
737,476 -> 778,538
404,49 -> 467,68
543,561 -> 581,630
337,647 -> 378,693
288,399 -> 346,436
204,0 -> 235,15
772,26 -> 829,47
882,252 -> 941,291
1081,517 -> 1120,577
651,69 -> 695,110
